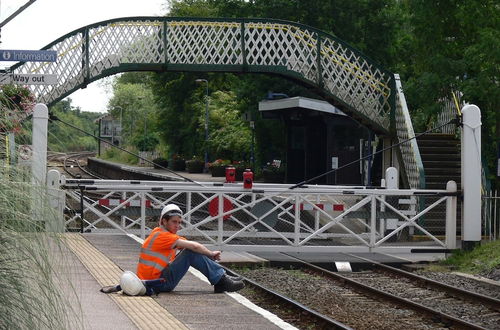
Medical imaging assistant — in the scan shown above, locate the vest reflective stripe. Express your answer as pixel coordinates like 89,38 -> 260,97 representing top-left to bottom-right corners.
140,247 -> 172,265
138,257 -> 164,272
145,231 -> 162,248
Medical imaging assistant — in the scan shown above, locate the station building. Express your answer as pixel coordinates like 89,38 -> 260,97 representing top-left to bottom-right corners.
259,96 -> 382,186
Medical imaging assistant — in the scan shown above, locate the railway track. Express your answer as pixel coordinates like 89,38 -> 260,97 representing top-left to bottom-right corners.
222,266 -> 352,329
62,152 -> 103,179
278,253 -> 500,329
47,151 -> 102,179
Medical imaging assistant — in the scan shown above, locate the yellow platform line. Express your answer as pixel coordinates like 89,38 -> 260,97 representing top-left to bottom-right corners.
63,233 -> 188,330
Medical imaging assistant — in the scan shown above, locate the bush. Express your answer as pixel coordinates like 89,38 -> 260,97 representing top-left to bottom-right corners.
233,161 -> 251,181
186,157 -> 204,173
208,159 -> 230,177
152,158 -> 169,169
170,154 -> 186,171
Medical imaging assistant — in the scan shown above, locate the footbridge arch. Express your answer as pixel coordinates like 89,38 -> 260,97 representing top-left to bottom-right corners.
7,17 -> 423,188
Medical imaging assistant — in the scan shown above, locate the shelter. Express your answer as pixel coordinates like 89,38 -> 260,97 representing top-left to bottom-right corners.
259,97 -> 380,185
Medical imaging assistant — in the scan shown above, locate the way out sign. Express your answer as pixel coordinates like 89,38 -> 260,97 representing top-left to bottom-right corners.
0,73 -> 58,85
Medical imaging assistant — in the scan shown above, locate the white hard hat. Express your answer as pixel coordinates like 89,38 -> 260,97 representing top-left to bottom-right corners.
120,271 -> 146,296
160,204 -> 183,219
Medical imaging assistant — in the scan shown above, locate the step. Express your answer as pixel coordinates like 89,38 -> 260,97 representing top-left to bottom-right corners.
426,174 -> 461,180
425,168 -> 461,175
419,146 -> 460,154
425,176 -> 462,190
423,160 -> 461,168
421,153 -> 461,161
416,133 -> 458,141
417,139 -> 460,148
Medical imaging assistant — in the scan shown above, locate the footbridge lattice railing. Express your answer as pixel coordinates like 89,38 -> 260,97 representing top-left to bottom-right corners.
9,17 -> 394,133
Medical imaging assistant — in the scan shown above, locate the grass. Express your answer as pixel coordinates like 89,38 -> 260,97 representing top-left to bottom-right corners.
0,154 -> 83,329
441,240 -> 500,274
100,146 -> 139,164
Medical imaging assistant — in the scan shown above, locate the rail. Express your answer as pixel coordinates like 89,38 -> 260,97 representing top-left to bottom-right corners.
283,254 -> 497,329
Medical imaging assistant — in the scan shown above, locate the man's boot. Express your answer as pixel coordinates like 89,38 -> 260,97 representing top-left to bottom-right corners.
228,274 -> 243,281
214,274 -> 245,293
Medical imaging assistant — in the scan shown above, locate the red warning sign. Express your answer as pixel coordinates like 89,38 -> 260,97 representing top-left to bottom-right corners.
208,197 -> 233,220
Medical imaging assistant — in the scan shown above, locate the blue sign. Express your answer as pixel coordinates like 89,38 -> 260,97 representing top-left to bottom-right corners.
0,49 -> 57,62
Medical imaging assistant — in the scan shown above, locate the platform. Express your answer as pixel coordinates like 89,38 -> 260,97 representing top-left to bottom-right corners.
62,233 -> 290,330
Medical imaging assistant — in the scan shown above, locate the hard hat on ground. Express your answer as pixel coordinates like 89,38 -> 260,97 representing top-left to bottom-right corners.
160,204 -> 183,219
120,271 -> 146,296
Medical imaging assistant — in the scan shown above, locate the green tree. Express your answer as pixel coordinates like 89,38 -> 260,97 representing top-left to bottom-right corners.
403,0 -> 499,186
108,73 -> 162,152
48,99 -> 101,152
200,90 -> 251,160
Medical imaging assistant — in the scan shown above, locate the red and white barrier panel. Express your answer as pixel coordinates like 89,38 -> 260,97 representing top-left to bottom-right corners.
300,203 -> 344,212
98,199 -> 152,208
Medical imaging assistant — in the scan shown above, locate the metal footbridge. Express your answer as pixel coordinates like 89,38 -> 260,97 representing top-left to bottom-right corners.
8,17 -> 423,188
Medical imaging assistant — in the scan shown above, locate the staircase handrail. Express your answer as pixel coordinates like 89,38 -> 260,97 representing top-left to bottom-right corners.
394,74 -> 425,189
433,91 -> 463,135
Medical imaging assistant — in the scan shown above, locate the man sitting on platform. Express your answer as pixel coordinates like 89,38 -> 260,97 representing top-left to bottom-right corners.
100,204 -> 244,295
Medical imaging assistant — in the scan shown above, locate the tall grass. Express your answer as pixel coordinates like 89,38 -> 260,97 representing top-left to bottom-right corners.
0,147 -> 83,329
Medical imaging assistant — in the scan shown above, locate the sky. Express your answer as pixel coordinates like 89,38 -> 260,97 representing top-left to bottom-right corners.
0,0 -> 167,112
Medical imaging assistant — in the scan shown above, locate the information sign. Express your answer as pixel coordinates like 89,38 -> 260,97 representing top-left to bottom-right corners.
0,49 -> 57,62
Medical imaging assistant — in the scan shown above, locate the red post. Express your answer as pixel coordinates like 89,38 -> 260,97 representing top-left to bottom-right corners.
225,166 -> 236,183
243,169 -> 253,189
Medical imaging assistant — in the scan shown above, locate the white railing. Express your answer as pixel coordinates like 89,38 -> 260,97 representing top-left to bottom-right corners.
482,189 -> 499,240
60,178 -> 458,253
394,74 -> 425,189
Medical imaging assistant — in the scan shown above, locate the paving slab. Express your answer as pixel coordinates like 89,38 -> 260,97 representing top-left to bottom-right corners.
57,236 -> 138,330
81,233 -> 285,330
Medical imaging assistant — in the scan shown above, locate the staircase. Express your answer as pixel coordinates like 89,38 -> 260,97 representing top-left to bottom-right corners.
417,133 -> 461,235
418,134 -> 461,189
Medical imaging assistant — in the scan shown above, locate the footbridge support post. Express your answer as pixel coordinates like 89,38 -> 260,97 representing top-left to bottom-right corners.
31,103 -> 49,229
461,104 -> 481,250
32,103 -> 48,185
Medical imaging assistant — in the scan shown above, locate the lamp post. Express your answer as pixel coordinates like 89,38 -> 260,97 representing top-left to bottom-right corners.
195,78 -> 209,171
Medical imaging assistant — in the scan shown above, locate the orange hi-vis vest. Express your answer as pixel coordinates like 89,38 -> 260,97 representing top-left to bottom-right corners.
136,227 -> 184,280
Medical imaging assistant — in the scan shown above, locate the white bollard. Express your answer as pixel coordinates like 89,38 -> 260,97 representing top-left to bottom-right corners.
31,104 -> 49,185
46,169 -> 65,232
385,167 -> 398,189
445,180 -> 457,249
385,167 -> 399,234
461,104 -> 481,250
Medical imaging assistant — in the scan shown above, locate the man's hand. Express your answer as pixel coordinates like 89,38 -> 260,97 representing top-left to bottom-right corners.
176,240 -> 222,261
211,251 -> 221,261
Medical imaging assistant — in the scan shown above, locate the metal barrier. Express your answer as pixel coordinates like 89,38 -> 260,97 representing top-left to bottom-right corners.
61,178 -> 458,253
482,189 -> 499,240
